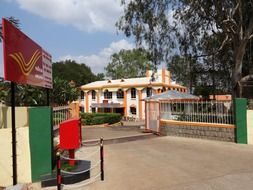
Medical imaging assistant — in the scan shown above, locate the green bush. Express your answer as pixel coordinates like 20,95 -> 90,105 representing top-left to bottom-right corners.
80,112 -> 122,125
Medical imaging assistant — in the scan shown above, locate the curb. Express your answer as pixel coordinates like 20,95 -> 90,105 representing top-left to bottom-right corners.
82,133 -> 156,145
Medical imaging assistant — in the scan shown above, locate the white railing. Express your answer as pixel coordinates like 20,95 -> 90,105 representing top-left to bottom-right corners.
160,100 -> 234,124
53,105 -> 71,129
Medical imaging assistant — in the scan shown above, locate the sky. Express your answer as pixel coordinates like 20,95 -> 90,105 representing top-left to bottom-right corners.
0,0 -> 136,77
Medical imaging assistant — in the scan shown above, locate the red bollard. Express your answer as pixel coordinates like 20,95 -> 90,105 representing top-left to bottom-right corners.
56,152 -> 61,190
100,137 -> 104,181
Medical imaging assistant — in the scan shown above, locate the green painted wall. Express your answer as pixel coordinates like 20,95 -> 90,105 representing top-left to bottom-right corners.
234,98 -> 247,144
29,107 -> 52,181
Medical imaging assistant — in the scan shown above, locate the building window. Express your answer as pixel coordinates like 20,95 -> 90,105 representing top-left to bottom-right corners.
92,90 -> 96,100
146,87 -> 152,97
130,107 -> 136,115
117,89 -> 124,99
104,90 -> 112,99
104,108 -> 111,113
92,107 -> 96,113
131,88 -> 136,99
80,91 -> 84,99
80,106 -> 84,113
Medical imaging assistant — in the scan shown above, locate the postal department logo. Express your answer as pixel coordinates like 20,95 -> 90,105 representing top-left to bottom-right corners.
9,49 -> 42,76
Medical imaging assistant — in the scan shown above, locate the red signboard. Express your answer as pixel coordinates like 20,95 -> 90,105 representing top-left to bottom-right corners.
2,18 -> 53,89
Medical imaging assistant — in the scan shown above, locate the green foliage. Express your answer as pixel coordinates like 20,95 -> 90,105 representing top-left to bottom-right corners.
80,113 -> 122,125
1,82 -> 48,106
53,60 -> 104,86
168,53 -> 232,95
0,79 -> 9,103
117,1 -> 173,66
105,49 -> 154,79
0,77 -> 79,106
168,55 -> 191,87
117,0 -> 253,97
51,77 -> 79,106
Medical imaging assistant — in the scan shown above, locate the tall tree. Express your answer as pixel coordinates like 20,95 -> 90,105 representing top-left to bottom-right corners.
53,60 -> 103,86
116,1 -> 174,68
117,0 -> 253,97
168,54 -> 201,93
105,48 -> 154,79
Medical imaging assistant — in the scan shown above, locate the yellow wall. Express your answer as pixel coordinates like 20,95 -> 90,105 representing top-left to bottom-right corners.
17,127 -> 32,183
0,107 -> 29,129
247,110 -> 253,145
0,107 -> 31,186
0,128 -> 12,186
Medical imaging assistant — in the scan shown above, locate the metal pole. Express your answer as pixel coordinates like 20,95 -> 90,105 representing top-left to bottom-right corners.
56,152 -> 61,190
79,118 -> 82,143
11,82 -> 17,185
46,88 -> 50,106
46,88 -> 54,170
100,137 -> 104,181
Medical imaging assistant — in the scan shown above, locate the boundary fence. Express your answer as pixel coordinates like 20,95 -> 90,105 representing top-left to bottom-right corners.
52,106 -> 72,149
53,106 -> 71,130
145,99 -> 236,141
160,100 -> 234,125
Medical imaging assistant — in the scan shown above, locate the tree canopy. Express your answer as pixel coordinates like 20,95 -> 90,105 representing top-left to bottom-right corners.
117,0 -> 253,97
0,78 -> 79,106
53,60 -> 104,86
105,48 -> 154,79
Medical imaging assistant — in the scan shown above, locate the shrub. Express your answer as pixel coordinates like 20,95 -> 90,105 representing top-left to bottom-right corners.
80,112 -> 122,125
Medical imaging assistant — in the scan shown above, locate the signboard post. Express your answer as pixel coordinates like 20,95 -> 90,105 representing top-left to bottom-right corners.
2,18 -> 53,185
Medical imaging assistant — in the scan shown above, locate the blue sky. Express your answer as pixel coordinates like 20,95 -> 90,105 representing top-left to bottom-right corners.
0,0 -> 135,77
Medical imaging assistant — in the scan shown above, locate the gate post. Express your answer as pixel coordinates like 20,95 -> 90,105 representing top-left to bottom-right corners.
234,98 -> 247,144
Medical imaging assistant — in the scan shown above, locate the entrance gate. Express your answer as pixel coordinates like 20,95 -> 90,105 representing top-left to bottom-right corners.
146,101 -> 160,133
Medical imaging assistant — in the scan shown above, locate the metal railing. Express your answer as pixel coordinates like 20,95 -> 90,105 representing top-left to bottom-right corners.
53,106 -> 71,129
52,106 -> 72,149
160,100 -> 234,124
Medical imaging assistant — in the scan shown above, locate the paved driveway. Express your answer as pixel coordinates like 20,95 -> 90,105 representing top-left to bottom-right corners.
78,136 -> 253,190
40,136 -> 253,190
82,125 -> 142,141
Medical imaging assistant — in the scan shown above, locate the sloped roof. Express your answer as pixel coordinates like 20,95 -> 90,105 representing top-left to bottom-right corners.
80,77 -> 184,90
145,90 -> 199,101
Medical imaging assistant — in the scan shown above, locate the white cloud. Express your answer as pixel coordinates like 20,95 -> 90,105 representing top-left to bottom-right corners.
58,39 -> 134,74
15,0 -> 123,32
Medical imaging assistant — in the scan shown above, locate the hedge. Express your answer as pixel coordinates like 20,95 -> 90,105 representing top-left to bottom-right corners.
80,112 -> 122,125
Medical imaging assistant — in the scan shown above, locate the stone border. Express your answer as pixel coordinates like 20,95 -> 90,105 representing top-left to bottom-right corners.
160,125 -> 235,142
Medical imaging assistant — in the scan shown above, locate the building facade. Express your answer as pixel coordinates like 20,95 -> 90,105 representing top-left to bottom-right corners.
79,69 -> 186,120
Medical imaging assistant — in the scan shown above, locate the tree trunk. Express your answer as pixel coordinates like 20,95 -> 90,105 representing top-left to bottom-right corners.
232,40 -> 247,98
